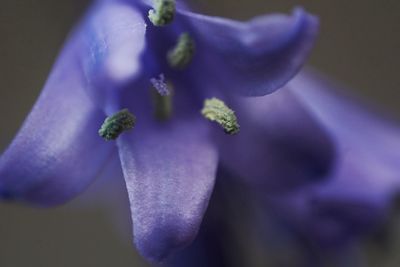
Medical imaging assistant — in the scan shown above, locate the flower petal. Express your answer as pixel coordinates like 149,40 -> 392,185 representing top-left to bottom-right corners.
0,0 -> 147,206
178,7 -> 318,96
216,88 -> 334,191
117,119 -> 218,262
269,70 -> 400,246
293,71 -> 400,201
0,50 -> 114,206
78,0 -> 147,112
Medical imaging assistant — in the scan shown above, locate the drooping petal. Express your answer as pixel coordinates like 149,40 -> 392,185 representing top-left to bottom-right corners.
268,70 -> 400,246
0,0 -> 147,206
177,7 -> 318,96
117,118 -> 218,262
0,51 -> 114,206
216,88 -> 334,191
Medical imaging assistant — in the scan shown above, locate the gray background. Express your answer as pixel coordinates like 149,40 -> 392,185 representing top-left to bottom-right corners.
0,0 -> 399,266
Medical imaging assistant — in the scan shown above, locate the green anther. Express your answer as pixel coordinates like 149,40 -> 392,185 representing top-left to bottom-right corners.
152,86 -> 173,121
98,109 -> 136,141
201,98 -> 240,135
167,33 -> 195,69
148,0 -> 176,26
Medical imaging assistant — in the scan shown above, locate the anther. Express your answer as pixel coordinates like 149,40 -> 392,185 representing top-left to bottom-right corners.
167,33 -> 195,69
148,0 -> 176,26
150,74 -> 170,96
201,98 -> 240,135
98,109 -> 136,141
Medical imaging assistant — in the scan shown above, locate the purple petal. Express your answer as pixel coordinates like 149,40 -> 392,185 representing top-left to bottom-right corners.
216,88 -> 334,191
293,70 -> 400,204
117,118 -> 218,262
78,0 -> 147,112
178,7 -> 318,96
0,49 -> 114,206
269,70 -> 400,246
0,0 -> 147,205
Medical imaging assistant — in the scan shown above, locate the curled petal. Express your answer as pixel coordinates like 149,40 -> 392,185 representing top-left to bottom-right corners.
270,70 -> 400,246
179,7 -> 318,96
117,119 -> 218,262
293,71 -> 400,200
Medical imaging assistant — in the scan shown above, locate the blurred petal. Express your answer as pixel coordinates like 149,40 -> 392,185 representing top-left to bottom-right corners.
293,70 -> 400,201
78,0 -> 147,112
117,119 -> 218,261
217,88 -> 334,191
179,7 -> 318,96
0,48 -> 114,206
269,70 -> 400,246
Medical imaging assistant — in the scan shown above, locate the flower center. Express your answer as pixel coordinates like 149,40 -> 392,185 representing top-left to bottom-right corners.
201,98 -> 240,135
98,6 -> 240,140
148,0 -> 176,26
98,109 -> 136,140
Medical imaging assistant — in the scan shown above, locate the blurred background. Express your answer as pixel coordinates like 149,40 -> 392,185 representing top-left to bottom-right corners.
0,0 -> 399,266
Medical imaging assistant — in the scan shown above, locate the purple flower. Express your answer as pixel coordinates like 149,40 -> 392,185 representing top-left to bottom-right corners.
2,0 -> 398,263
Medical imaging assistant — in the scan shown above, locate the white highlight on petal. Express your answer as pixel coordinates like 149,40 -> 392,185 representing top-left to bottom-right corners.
102,5 -> 147,82
88,2 -> 147,83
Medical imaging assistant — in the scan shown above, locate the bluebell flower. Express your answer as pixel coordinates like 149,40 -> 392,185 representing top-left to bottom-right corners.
2,0 -> 398,263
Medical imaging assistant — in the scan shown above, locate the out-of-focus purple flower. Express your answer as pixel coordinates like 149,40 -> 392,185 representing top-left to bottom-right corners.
263,70 -> 400,250
1,0 -> 398,264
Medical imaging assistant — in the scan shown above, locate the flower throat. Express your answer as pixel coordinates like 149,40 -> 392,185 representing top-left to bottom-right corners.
98,0 -> 240,141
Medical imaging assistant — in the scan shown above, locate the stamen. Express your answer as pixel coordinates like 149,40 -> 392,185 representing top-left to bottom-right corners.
150,74 -> 170,96
98,109 -> 136,141
148,0 -> 176,26
167,33 -> 195,69
152,87 -> 173,121
150,75 -> 172,121
201,98 -> 240,135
